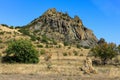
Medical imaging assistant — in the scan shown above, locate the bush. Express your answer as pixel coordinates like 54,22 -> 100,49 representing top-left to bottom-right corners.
63,52 -> 67,56
41,35 -> 49,43
30,35 -> 37,41
2,39 -> 39,63
37,44 -> 43,48
45,44 -> 49,48
118,45 -> 120,54
90,42 -> 118,65
83,46 -> 90,49
76,44 -> 81,49
52,40 -> 57,45
64,41 -> 69,46
1,24 -> 9,27
9,26 -> 14,29
0,31 -> 5,35
0,40 -> 2,43
40,49 -> 46,55
18,29 -> 30,36
73,50 -> 78,56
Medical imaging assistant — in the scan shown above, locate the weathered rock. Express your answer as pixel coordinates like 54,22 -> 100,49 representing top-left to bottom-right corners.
81,57 -> 97,74
25,8 -> 98,47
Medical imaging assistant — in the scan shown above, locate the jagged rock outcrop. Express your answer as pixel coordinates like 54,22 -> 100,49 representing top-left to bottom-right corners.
25,8 -> 98,47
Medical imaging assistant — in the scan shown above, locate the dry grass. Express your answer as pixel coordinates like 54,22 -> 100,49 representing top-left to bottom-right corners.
0,25 -> 120,80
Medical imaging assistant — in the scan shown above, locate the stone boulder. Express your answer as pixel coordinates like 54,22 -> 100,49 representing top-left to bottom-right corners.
81,57 -> 97,74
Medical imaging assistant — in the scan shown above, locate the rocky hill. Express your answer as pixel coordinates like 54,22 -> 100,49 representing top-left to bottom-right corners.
20,8 -> 98,47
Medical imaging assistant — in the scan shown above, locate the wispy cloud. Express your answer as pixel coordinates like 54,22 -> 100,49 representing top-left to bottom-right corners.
91,0 -> 120,16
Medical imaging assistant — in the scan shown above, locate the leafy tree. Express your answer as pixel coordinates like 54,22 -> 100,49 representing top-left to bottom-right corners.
2,39 -> 39,63
117,45 -> 120,55
1,24 -> 9,27
90,42 -> 118,65
98,38 -> 106,44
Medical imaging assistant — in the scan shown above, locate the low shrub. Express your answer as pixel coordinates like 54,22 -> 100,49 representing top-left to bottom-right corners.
63,52 -> 67,56
73,50 -> 78,56
37,44 -> 43,48
40,49 -> 46,55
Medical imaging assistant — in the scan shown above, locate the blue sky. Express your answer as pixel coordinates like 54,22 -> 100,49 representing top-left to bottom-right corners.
0,0 -> 120,44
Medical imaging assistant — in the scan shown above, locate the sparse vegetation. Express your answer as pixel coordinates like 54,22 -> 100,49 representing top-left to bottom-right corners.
1,24 -> 9,27
0,39 -> 3,43
30,35 -> 37,41
64,41 -> 69,46
83,46 -> 90,49
37,44 -> 43,48
73,50 -> 78,56
0,31 -> 5,35
63,52 -> 67,56
76,44 -> 81,49
18,29 -> 30,36
40,49 -> 46,55
0,44 -> 5,49
41,34 -> 49,43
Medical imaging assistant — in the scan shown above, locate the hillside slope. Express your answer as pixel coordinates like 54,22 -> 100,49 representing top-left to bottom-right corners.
22,8 -> 98,47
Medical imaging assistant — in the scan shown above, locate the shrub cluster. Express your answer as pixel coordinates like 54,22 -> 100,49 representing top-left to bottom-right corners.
90,42 -> 118,65
2,39 -> 39,63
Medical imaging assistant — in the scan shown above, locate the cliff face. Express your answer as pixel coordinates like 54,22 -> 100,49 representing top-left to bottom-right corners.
25,8 -> 98,47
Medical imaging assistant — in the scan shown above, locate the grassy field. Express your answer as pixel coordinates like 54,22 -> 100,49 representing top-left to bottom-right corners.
0,51 -> 120,80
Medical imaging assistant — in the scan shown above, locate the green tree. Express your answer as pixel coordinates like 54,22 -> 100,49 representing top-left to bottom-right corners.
118,45 -> 120,54
2,39 -> 39,63
90,42 -> 118,65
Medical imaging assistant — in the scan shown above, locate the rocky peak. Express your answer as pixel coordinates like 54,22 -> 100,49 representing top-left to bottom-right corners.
25,8 -> 98,47
44,8 -> 57,15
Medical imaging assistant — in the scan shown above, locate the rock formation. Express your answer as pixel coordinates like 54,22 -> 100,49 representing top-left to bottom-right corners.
81,57 -> 97,74
23,8 -> 98,47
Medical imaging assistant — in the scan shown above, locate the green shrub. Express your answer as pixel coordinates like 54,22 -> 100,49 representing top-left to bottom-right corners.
58,45 -> 61,48
0,31 -> 5,35
0,40 -> 2,43
64,41 -> 69,46
45,44 -> 49,48
76,44 -> 81,49
18,29 -> 30,36
73,50 -> 78,56
40,49 -> 46,55
1,24 -> 9,27
118,45 -> 120,54
63,52 -> 67,56
83,46 -> 90,49
2,39 -> 39,63
37,44 -> 43,48
90,42 -> 118,65
68,46 -> 71,49
36,37 -> 41,41
80,54 -> 83,56
41,35 -> 49,43
52,40 -> 57,45
0,44 -> 5,49
9,26 -> 14,29
30,35 -> 37,41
